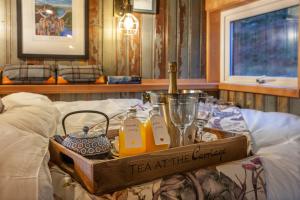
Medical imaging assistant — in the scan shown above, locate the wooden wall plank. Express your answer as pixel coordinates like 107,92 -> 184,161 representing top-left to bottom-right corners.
245,93 -> 255,109
103,0 -> 116,75
116,18 -> 128,75
128,14 -> 142,76
255,94 -> 264,111
206,10 -> 220,82
166,0 -> 177,73
228,91 -> 235,103
289,98 -> 300,116
0,0 -> 6,65
235,92 -> 245,107
177,0 -> 189,78
88,0 -> 100,65
141,15 -> 154,78
277,97 -> 289,113
10,0 -> 21,64
5,0 -> 12,64
154,0 -> 167,78
98,0 -> 103,66
200,0 -> 206,78
219,90 -> 228,102
219,90 -> 300,115
264,95 -> 277,112
189,0 -> 201,79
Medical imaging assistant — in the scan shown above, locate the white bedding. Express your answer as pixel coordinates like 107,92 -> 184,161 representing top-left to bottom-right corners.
0,93 -> 60,200
241,109 -> 300,200
1,93 -> 299,200
241,109 -> 300,152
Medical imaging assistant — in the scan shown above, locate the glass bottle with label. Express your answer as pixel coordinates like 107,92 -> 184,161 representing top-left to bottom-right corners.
143,105 -> 170,152
119,108 -> 146,157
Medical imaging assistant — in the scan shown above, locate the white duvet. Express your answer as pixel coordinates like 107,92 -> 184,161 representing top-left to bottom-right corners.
241,109 -> 300,200
0,93 -> 60,200
0,93 -> 299,200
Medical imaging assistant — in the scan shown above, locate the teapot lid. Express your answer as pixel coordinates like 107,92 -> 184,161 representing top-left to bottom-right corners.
68,126 -> 105,139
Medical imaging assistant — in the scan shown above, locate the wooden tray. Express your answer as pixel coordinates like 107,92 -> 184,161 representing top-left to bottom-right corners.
49,128 -> 247,195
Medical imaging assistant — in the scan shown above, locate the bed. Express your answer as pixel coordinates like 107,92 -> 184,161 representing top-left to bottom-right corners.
0,93 -> 299,200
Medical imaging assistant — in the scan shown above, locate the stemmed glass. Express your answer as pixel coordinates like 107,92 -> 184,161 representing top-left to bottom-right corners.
194,96 -> 218,142
168,97 -> 197,146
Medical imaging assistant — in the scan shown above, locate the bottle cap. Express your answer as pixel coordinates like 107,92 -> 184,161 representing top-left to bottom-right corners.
168,62 -> 177,73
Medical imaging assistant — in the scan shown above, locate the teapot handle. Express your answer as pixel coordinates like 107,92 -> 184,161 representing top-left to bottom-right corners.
62,110 -> 110,136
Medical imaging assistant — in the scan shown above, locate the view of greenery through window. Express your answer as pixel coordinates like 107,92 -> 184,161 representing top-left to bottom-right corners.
230,5 -> 299,77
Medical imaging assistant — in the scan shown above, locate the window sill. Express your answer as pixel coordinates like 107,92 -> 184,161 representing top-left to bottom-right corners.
219,82 -> 299,98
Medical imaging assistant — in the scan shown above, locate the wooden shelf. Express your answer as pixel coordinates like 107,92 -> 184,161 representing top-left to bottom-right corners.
219,83 -> 299,98
0,79 -> 218,94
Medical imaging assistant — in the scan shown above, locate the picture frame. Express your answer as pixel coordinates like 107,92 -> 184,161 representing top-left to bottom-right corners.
132,0 -> 158,14
17,0 -> 89,59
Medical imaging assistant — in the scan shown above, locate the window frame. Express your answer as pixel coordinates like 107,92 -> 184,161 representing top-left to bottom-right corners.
220,0 -> 299,87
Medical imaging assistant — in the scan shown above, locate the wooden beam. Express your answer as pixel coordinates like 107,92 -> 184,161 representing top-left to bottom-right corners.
206,10 -> 220,82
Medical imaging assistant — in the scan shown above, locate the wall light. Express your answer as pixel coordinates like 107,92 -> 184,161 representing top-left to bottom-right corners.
118,13 -> 139,35
116,0 -> 139,35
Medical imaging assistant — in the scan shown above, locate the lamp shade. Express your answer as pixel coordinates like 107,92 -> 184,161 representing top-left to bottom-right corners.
118,13 -> 139,35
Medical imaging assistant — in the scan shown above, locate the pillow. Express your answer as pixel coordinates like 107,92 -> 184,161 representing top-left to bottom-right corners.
2,64 -> 56,84
57,64 -> 106,84
241,109 -> 300,152
256,137 -> 300,200
0,97 -> 4,113
1,92 -> 60,138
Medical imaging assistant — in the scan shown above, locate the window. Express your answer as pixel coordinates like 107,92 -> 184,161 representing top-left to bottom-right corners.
221,0 -> 299,87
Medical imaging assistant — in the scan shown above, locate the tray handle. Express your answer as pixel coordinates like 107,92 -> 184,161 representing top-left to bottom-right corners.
59,152 -> 76,177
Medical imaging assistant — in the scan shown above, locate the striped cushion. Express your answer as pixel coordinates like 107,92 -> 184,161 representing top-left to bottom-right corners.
57,65 -> 104,84
2,64 -> 56,84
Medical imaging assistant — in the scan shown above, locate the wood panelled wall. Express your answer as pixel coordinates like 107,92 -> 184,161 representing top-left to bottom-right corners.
0,0 -> 206,79
220,90 -> 300,115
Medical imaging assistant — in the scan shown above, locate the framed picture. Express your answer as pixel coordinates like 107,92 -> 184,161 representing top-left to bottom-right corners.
132,0 -> 157,14
17,0 -> 89,59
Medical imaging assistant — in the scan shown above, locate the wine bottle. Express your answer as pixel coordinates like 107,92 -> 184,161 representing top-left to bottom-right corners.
168,62 -> 178,94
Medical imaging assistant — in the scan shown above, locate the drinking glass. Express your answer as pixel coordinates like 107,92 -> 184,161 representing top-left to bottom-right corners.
168,97 -> 197,146
195,96 -> 218,141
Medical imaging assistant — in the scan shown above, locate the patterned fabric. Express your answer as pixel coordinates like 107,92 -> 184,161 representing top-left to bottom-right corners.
207,106 -> 253,154
57,65 -> 104,83
51,156 -> 266,200
208,106 -> 249,133
2,64 -> 55,84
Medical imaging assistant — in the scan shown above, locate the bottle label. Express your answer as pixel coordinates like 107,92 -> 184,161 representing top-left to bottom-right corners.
124,118 -> 143,148
150,116 -> 170,145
